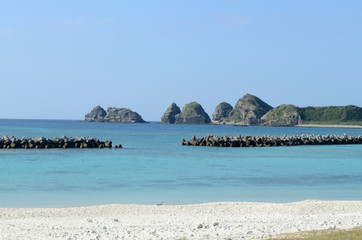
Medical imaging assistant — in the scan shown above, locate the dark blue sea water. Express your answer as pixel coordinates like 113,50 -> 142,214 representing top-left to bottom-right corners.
1,119 -> 362,207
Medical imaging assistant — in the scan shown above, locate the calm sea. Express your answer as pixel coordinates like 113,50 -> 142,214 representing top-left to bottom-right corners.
0,119 -> 362,207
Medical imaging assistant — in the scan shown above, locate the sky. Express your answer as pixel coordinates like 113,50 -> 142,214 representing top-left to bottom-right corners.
1,1 -> 362,121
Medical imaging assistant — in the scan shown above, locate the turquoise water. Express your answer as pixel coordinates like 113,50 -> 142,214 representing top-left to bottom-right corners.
1,119 -> 362,207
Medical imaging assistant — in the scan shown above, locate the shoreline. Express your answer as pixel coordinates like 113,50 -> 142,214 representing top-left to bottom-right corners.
1,200 -> 361,239
296,124 -> 362,129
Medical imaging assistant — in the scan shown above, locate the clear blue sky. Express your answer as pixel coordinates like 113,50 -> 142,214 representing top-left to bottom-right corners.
1,1 -> 361,121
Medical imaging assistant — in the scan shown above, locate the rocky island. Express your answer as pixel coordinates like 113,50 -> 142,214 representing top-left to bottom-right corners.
211,102 -> 233,123
85,106 -> 147,123
161,102 -> 181,124
161,102 -> 211,124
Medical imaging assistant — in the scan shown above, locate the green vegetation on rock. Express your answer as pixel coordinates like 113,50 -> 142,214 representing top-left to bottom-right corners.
212,102 -> 233,122
300,105 -> 362,123
175,102 -> 211,124
260,104 -> 362,126
261,104 -> 302,126
225,94 -> 273,125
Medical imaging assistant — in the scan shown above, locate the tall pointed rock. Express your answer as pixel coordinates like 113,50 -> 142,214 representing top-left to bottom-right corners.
161,102 -> 181,124
85,106 -> 107,122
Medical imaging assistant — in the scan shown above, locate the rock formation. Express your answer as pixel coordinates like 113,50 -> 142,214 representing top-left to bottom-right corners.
224,94 -> 273,125
212,102 -> 233,123
182,134 -> 362,147
104,107 -> 146,123
85,106 -> 146,123
85,106 -> 107,122
261,104 -> 302,126
174,102 -> 211,124
161,103 -> 181,124
0,135 -> 115,149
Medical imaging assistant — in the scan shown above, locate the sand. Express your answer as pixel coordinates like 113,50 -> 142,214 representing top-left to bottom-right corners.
1,200 -> 361,240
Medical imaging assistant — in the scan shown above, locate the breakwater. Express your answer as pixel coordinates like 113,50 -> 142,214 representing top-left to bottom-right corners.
182,134 -> 362,147
0,135 -> 116,149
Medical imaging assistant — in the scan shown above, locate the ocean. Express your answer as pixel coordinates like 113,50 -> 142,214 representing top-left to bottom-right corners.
1,119 -> 362,207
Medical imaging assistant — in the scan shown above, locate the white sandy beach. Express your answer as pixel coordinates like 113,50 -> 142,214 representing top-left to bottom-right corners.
1,200 -> 361,240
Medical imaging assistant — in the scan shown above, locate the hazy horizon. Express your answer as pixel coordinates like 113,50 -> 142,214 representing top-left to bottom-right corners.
1,1 -> 361,121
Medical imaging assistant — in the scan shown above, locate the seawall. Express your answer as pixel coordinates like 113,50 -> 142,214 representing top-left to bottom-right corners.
182,134 -> 362,147
0,135 -> 115,149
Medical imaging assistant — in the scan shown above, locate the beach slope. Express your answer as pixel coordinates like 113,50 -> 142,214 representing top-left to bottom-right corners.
1,200 -> 361,239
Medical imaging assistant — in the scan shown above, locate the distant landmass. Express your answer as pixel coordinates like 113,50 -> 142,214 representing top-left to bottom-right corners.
217,94 -> 362,126
85,94 -> 362,126
162,94 -> 362,126
85,106 -> 147,123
